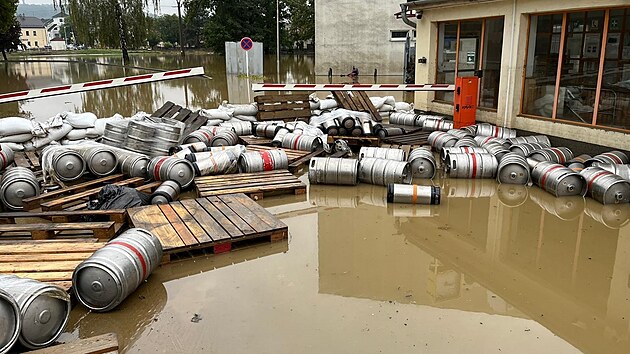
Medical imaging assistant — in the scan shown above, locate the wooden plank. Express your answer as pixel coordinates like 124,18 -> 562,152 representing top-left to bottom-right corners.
258,110 -> 311,120
12,271 -> 73,282
128,206 -> 185,249
254,93 -> 309,104
0,210 -> 126,224
179,199 -> 231,243
40,177 -> 145,211
13,152 -> 31,168
229,193 -> 288,230
195,198 -> 243,238
195,169 -> 291,182
26,333 -> 119,354
151,101 -> 176,117
197,179 -> 303,192
257,102 -> 310,112
357,91 -> 382,122
0,222 -> 115,240
158,204 -> 199,247
204,197 -> 252,235
288,149 -> 325,172
173,108 -> 192,122
0,252 -> 94,262
169,202 -> 212,243
26,151 -> 40,168
0,260 -> 83,273
218,194 -> 274,233
164,105 -> 182,119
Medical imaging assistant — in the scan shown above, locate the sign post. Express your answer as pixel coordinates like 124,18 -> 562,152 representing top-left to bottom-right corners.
240,37 -> 253,102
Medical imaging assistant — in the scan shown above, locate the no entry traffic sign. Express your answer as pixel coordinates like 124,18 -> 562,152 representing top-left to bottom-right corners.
240,37 -> 253,51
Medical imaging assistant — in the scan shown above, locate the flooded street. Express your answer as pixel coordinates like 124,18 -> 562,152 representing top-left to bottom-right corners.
58,174 -> 630,353
2,55 -> 629,353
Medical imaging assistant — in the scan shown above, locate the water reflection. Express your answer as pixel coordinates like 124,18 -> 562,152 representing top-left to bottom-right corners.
0,53 -> 408,121
314,178 -> 630,354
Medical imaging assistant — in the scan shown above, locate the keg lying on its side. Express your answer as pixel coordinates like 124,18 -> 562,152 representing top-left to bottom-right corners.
358,158 -> 412,186
565,154 -> 591,171
422,117 -> 453,132
598,163 -> 630,181
475,123 -> 517,139
585,151 -> 630,167
445,153 -> 498,179
308,157 -> 359,186
0,167 -> 40,211
150,180 -> 181,204
507,135 -> 551,146
239,150 -> 289,173
484,142 -> 511,162
73,228 -> 163,312
80,146 -> 118,177
281,133 -> 322,152
531,161 -> 587,197
408,147 -> 437,179
496,153 -> 531,185
0,275 -> 70,349
118,154 -> 150,178
0,289 -> 21,354
147,156 -> 195,189
389,112 -> 421,126
440,146 -> 488,162
580,166 -> 630,205
359,147 -> 406,161
0,144 -> 15,172
376,126 -> 405,139
528,147 -> 573,164
428,131 -> 458,151
509,142 -> 550,157
45,147 -> 87,182
210,130 -> 240,147
387,183 -> 441,205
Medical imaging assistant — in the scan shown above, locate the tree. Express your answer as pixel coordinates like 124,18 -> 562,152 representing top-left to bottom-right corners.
285,0 -> 313,50
154,14 -> 180,45
183,0 -> 209,48
0,0 -> 18,34
0,0 -> 22,61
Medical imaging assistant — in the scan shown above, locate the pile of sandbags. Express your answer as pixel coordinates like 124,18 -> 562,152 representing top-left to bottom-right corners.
201,100 -> 258,126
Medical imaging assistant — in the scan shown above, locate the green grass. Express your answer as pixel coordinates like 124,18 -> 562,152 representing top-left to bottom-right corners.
6,48 -> 205,58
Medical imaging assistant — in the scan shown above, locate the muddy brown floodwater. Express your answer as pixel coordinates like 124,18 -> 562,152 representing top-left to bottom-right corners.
3,55 -> 629,353
56,172 -> 630,354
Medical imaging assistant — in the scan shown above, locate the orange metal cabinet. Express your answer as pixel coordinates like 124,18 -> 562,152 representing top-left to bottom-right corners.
453,76 -> 479,129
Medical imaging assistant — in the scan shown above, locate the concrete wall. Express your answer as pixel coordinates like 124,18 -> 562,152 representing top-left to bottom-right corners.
411,0 -> 630,150
315,0 -> 412,76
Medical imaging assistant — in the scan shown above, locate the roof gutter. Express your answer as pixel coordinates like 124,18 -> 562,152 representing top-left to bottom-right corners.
402,0 -> 503,11
399,3 -> 417,28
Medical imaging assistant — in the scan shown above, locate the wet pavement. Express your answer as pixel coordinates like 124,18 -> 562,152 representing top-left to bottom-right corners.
58,174 -> 630,353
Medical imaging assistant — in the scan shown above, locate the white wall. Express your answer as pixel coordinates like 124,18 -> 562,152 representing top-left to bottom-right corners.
412,0 -> 630,150
315,0 -> 413,76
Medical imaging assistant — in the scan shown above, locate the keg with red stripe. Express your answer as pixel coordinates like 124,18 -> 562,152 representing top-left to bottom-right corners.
531,160 -> 587,197
0,144 -> 15,172
440,146 -> 488,162
580,166 -> 630,204
445,152 -> 498,179
308,157 -> 359,185
73,228 -> 163,312
238,150 -> 288,173
584,151 -> 630,167
281,133 -> 323,152
387,183 -> 440,205
475,123 -> 517,139
497,153 -> 531,185
428,131 -> 458,151
210,130 -> 240,147
422,117 -> 453,132
528,147 -> 573,164
359,147 -> 406,162
147,156 -> 195,188
507,135 -> 551,146
408,147 -> 437,179
509,142 -> 550,157
483,142 -> 510,162
598,163 -> 630,181
183,129 -> 215,145
474,135 -> 511,149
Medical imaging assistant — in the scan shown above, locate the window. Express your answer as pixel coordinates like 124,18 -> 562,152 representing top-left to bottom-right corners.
391,30 -> 414,41
35,41 -> 38,47
27,41 -> 31,46
33,31 -> 36,36
435,17 -> 505,109
25,30 -> 29,36
522,8 -> 630,131
59,18 -> 63,23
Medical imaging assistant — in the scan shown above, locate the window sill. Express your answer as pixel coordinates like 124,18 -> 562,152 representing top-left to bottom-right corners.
518,114 -> 630,134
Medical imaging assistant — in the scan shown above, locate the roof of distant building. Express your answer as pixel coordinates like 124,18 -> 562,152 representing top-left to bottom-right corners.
17,15 -> 46,28
52,11 -> 66,18
51,37 -> 66,42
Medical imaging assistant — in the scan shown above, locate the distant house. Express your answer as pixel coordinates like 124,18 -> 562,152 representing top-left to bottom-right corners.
50,37 -> 67,51
17,15 -> 48,49
45,11 -> 66,41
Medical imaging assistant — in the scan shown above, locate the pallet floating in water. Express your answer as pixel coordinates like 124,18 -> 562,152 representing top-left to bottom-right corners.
128,194 -> 289,262
254,93 -> 311,122
195,170 -> 306,199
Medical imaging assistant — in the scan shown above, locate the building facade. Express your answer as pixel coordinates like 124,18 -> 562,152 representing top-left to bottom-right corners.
406,0 -> 630,149
45,12 -> 67,42
17,16 -> 48,49
315,0 -> 415,76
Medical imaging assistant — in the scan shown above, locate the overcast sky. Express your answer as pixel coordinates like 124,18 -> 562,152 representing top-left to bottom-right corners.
21,0 -> 181,15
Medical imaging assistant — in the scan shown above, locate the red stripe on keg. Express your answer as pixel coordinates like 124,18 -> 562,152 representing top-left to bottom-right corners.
463,147 -> 470,153
550,148 -> 565,164
0,152 -> 6,169
152,157 -> 169,181
110,241 -> 147,280
587,170 -> 612,190
603,152 -> 623,164
293,135 -> 301,150
260,151 -> 273,171
471,153 -> 478,178
210,156 -> 219,173
540,165 -> 562,189
164,69 -> 192,76
436,120 -> 442,131
494,126 -> 499,137
201,130 -> 213,142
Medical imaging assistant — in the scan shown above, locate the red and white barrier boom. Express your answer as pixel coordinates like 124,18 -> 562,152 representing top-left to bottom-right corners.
0,67 -> 205,104
251,83 -> 455,92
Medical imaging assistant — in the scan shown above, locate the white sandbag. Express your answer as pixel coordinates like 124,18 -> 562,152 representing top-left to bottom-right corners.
221,101 -> 258,116
369,97 -> 386,110
92,114 -> 124,136
225,118 -> 245,124
311,109 -> 322,116
22,141 -> 35,151
0,133 -> 33,143
31,124 -> 73,149
0,142 -> 25,152
380,104 -> 394,112
394,102 -> 413,112
383,96 -> 396,106
65,129 -> 88,140
201,108 -> 232,121
63,112 -> 98,128
0,117 -> 34,136
309,101 -> 320,110
233,115 -> 257,122
205,119 -> 224,126
60,139 -> 89,145
319,99 -> 338,111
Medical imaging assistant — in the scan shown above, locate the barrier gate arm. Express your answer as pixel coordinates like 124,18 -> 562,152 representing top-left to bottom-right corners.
251,83 -> 455,92
0,67 -> 205,104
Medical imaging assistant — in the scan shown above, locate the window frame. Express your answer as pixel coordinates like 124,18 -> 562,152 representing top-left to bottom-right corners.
390,30 -> 415,42
521,6 -> 630,131
434,16 -> 504,110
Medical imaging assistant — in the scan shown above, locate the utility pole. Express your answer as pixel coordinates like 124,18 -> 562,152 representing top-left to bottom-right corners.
176,0 -> 185,57
276,0 -> 280,82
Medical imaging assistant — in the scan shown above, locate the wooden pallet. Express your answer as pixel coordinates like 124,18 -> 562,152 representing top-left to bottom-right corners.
255,93 -> 311,122
0,221 -> 115,240
128,194 -> 288,262
239,135 -> 273,146
332,91 -> 382,122
152,101 -> 208,136
0,210 -> 127,238
0,239 -> 106,291
288,149 -> 325,172
195,170 -> 305,200
381,130 -> 432,146
13,150 -> 41,171
27,333 -> 119,354
326,135 -> 380,147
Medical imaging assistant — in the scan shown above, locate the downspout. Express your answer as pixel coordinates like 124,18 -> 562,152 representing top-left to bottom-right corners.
400,4 -> 417,28
503,0 -> 517,128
